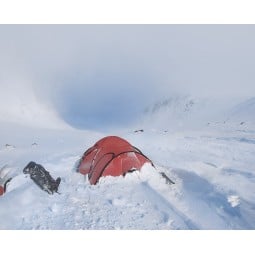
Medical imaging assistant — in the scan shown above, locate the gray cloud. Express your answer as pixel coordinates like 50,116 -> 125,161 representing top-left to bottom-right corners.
1,25 -> 255,129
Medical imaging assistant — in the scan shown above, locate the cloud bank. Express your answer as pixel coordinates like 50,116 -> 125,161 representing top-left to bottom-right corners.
1,25 -> 255,130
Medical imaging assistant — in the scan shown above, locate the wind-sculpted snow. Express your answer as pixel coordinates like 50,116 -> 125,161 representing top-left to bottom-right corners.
0,122 -> 255,229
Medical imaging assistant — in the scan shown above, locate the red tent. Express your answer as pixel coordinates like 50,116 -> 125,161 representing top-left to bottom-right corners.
78,136 -> 153,184
0,185 -> 4,196
0,178 -> 11,196
0,169 -> 11,196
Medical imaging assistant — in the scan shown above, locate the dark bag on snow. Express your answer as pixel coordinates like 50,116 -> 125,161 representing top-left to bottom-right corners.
23,161 -> 61,195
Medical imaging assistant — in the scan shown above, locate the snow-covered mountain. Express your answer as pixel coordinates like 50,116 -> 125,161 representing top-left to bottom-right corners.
0,82 -> 69,130
141,96 -> 223,130
228,97 -> 255,123
139,95 -> 255,131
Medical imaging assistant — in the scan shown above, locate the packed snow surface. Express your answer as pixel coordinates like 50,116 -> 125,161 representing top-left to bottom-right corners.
0,121 -> 255,229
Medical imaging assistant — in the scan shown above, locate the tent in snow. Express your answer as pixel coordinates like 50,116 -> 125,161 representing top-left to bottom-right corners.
0,169 -> 12,196
78,136 -> 154,184
0,185 -> 4,196
0,179 -> 11,196
0,166 -> 12,196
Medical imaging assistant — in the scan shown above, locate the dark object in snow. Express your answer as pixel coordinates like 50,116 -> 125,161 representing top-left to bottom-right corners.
23,161 -> 61,195
134,129 -> 144,133
240,122 -> 245,125
160,172 -> 175,185
5,144 -> 15,149
3,178 -> 12,192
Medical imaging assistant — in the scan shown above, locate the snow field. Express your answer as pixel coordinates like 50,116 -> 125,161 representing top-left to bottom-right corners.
1,121 -> 255,229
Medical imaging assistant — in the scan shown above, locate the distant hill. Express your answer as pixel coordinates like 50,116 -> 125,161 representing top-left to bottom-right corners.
228,97 -> 255,123
141,95 -> 222,130
139,95 -> 255,130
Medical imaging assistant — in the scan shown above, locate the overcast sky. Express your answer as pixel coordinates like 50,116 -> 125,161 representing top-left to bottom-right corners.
1,25 -> 255,130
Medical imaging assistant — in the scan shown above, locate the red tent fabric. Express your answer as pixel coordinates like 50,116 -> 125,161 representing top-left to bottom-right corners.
0,185 -> 4,196
78,136 -> 153,184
